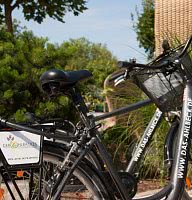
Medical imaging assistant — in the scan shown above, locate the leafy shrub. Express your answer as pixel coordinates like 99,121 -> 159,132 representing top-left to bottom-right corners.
0,28 -> 117,122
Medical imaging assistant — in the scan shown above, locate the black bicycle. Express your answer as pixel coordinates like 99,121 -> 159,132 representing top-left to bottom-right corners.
0,36 -> 192,199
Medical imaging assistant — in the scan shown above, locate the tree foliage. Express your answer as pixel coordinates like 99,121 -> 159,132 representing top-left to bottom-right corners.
0,0 -> 87,33
0,28 -> 116,122
132,0 -> 155,59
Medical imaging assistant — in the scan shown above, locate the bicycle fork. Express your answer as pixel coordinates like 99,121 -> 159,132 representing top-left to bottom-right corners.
167,80 -> 192,200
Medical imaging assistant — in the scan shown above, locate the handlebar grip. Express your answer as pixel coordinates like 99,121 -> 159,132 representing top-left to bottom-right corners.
109,71 -> 125,82
118,61 -> 151,69
118,61 -> 134,68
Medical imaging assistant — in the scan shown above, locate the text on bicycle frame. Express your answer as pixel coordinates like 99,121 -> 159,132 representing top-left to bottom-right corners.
133,109 -> 162,162
178,97 -> 192,179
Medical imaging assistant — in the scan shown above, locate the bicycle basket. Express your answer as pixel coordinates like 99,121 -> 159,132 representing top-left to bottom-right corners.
132,67 -> 184,112
131,39 -> 192,112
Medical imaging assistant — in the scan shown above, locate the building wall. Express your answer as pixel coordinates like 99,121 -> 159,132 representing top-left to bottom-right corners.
155,0 -> 192,55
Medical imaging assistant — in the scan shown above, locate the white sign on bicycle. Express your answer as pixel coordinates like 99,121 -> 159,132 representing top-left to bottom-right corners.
0,131 -> 41,165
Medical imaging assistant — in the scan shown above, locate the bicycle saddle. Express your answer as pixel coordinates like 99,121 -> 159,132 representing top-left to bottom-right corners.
40,69 -> 92,96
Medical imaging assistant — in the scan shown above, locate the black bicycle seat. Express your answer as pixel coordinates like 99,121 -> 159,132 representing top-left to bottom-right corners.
40,69 -> 92,95
40,69 -> 92,85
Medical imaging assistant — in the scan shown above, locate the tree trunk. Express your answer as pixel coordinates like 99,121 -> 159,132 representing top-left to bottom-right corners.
4,1 -> 13,34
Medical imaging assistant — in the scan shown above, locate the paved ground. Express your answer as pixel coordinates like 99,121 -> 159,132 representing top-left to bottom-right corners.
136,189 -> 160,198
1,181 -> 29,199
1,182 -> 192,199
136,189 -> 192,198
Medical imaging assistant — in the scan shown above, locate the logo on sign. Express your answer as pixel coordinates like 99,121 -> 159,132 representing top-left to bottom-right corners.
3,135 -> 37,149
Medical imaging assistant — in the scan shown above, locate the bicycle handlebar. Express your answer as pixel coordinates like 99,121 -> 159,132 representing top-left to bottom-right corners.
109,60 -> 170,83
109,36 -> 192,84
117,60 -> 169,70
118,35 -> 192,71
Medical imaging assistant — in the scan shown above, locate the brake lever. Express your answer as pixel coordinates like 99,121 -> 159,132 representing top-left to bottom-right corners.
114,70 -> 129,86
114,78 -> 125,86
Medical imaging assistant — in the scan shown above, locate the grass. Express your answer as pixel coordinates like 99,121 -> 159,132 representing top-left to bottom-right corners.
102,77 -> 171,179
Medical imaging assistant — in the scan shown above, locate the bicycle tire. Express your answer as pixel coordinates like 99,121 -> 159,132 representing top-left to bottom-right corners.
42,143 -> 111,200
1,141 -> 111,200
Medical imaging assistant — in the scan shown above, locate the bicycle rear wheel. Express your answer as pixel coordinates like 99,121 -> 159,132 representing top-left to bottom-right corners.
1,141 -> 111,200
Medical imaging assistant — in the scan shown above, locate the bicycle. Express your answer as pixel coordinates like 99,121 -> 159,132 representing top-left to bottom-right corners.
39,35 -> 192,199
0,36 -> 191,199
38,35 -> 191,199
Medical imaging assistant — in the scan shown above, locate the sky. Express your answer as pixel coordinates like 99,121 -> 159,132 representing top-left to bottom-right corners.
14,0 -> 148,63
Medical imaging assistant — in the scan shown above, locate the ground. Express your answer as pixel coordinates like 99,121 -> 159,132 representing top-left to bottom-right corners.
137,179 -> 163,193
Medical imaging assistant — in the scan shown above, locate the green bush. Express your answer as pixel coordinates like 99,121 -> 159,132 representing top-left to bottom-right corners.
0,28 -> 117,122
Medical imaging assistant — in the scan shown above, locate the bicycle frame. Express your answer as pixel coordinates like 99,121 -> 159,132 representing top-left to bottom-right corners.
68,84 -> 192,200
94,98 -> 152,122
94,98 -> 179,176
60,90 -> 150,199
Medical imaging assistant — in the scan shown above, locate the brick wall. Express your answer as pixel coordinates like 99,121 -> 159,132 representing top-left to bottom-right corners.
155,0 -> 192,55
